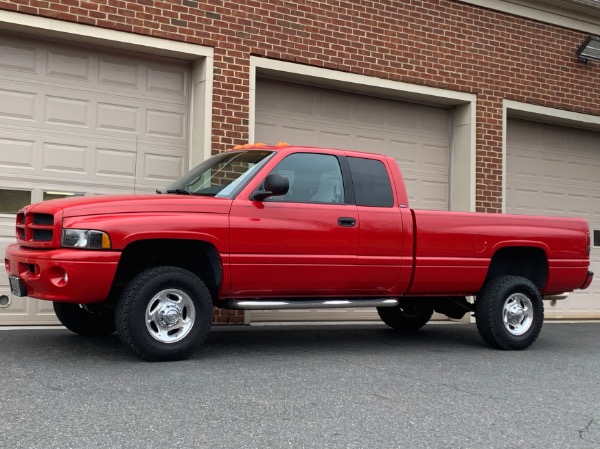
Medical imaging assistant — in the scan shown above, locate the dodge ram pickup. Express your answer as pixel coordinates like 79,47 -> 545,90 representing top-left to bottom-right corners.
5,143 -> 594,361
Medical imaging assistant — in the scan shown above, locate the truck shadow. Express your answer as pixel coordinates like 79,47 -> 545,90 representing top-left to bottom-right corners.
3,322 -> 567,363
200,323 -> 489,358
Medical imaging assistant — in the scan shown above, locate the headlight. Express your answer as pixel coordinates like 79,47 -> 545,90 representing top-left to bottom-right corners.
61,229 -> 111,249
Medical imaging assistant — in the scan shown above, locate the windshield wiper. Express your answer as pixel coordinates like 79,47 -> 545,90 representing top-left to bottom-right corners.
165,188 -> 193,195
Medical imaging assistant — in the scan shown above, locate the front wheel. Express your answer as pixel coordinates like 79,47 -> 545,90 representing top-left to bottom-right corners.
377,303 -> 433,332
115,266 -> 212,361
53,302 -> 116,336
475,275 -> 544,350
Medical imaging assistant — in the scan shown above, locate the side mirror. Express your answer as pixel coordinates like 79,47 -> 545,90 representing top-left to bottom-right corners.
251,174 -> 289,201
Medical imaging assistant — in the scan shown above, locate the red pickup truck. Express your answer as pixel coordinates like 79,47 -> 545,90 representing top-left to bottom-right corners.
5,144 -> 594,361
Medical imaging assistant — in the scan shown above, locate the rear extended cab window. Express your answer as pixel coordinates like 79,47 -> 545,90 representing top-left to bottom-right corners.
347,157 -> 394,207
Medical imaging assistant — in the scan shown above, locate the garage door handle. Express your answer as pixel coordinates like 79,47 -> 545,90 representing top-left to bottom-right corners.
338,217 -> 356,227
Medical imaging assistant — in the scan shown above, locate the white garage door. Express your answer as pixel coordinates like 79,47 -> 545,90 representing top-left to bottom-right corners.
0,34 -> 191,325
252,79 -> 451,321
507,119 -> 600,319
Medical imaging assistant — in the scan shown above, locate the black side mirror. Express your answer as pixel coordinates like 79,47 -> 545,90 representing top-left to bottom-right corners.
251,174 -> 289,201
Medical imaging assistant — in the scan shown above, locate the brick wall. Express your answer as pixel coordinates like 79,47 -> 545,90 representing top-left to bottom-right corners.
2,0 -> 599,213
2,0 -> 599,322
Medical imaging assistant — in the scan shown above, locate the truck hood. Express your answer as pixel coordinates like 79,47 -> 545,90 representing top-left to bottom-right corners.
26,194 -> 233,218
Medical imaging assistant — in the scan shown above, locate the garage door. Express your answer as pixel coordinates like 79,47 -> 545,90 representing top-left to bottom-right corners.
252,79 -> 451,321
507,118 -> 600,319
0,34 -> 191,325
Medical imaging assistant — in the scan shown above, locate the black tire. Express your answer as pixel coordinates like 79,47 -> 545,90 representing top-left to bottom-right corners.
115,266 -> 212,362
475,275 -> 544,350
377,303 -> 433,332
53,302 -> 116,336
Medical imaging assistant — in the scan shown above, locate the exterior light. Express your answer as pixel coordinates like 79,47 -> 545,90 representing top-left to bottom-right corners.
576,35 -> 600,63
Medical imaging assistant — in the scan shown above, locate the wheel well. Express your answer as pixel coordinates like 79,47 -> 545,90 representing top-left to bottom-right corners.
486,247 -> 548,290
109,239 -> 222,304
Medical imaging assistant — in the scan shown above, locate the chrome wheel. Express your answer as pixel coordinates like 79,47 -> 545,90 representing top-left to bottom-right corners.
145,288 -> 196,343
502,293 -> 533,336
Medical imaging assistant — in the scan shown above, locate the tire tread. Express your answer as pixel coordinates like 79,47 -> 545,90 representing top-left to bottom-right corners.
475,275 -> 544,350
115,266 -> 211,361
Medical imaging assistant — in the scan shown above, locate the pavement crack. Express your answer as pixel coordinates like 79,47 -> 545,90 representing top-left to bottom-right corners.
579,416 -> 596,441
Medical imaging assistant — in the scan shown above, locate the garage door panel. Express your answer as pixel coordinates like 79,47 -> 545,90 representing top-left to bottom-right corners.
320,91 -> 351,118
421,180 -> 450,206
95,147 -> 137,179
98,57 -> 139,88
355,97 -> 385,123
507,119 -> 600,319
422,143 -> 450,170
145,108 -> 187,141
146,64 -> 189,97
539,127 -> 567,149
45,95 -> 90,128
355,134 -> 385,150
387,102 -> 420,129
97,102 -> 140,134
318,131 -> 352,149
0,87 -> 36,121
0,133 -> 35,169
0,39 -> 37,73
389,138 -> 419,161
43,142 -> 88,173
266,123 -> 318,144
508,152 -> 538,178
140,146 -> 186,184
47,48 -> 92,82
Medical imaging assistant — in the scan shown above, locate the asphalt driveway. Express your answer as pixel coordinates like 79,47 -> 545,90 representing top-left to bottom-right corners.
1,322 -> 599,449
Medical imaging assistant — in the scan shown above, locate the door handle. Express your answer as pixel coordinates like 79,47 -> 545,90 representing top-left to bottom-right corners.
338,217 -> 356,227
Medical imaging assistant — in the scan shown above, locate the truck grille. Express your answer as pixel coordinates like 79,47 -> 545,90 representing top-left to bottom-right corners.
16,212 -> 55,243
33,214 -> 54,226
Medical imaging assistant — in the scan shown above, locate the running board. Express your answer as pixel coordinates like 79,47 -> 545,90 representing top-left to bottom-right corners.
226,298 -> 399,310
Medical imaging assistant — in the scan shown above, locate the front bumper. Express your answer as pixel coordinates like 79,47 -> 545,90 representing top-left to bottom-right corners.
5,244 -> 120,303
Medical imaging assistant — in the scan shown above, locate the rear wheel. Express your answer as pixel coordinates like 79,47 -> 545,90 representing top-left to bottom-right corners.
53,302 -> 116,336
377,303 -> 433,332
475,275 -> 544,350
115,266 -> 212,362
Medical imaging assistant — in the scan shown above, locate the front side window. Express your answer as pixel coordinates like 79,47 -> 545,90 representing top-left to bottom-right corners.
266,153 -> 345,204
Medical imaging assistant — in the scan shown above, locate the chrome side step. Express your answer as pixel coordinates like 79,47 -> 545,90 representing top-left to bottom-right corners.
226,298 -> 399,310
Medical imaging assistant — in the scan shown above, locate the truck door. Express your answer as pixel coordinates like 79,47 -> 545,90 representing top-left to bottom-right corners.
346,156 -> 409,293
229,152 -> 359,296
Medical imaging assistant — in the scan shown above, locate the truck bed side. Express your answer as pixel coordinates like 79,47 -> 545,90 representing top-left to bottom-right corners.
407,209 -> 590,296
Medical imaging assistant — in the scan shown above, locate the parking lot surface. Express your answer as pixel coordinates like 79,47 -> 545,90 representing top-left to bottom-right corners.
1,322 -> 599,449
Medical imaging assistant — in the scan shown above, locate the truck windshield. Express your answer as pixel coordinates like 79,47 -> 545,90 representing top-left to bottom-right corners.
161,150 -> 274,198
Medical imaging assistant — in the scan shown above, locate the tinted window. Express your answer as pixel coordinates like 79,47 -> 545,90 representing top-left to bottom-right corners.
266,153 -> 344,204
347,157 -> 394,207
